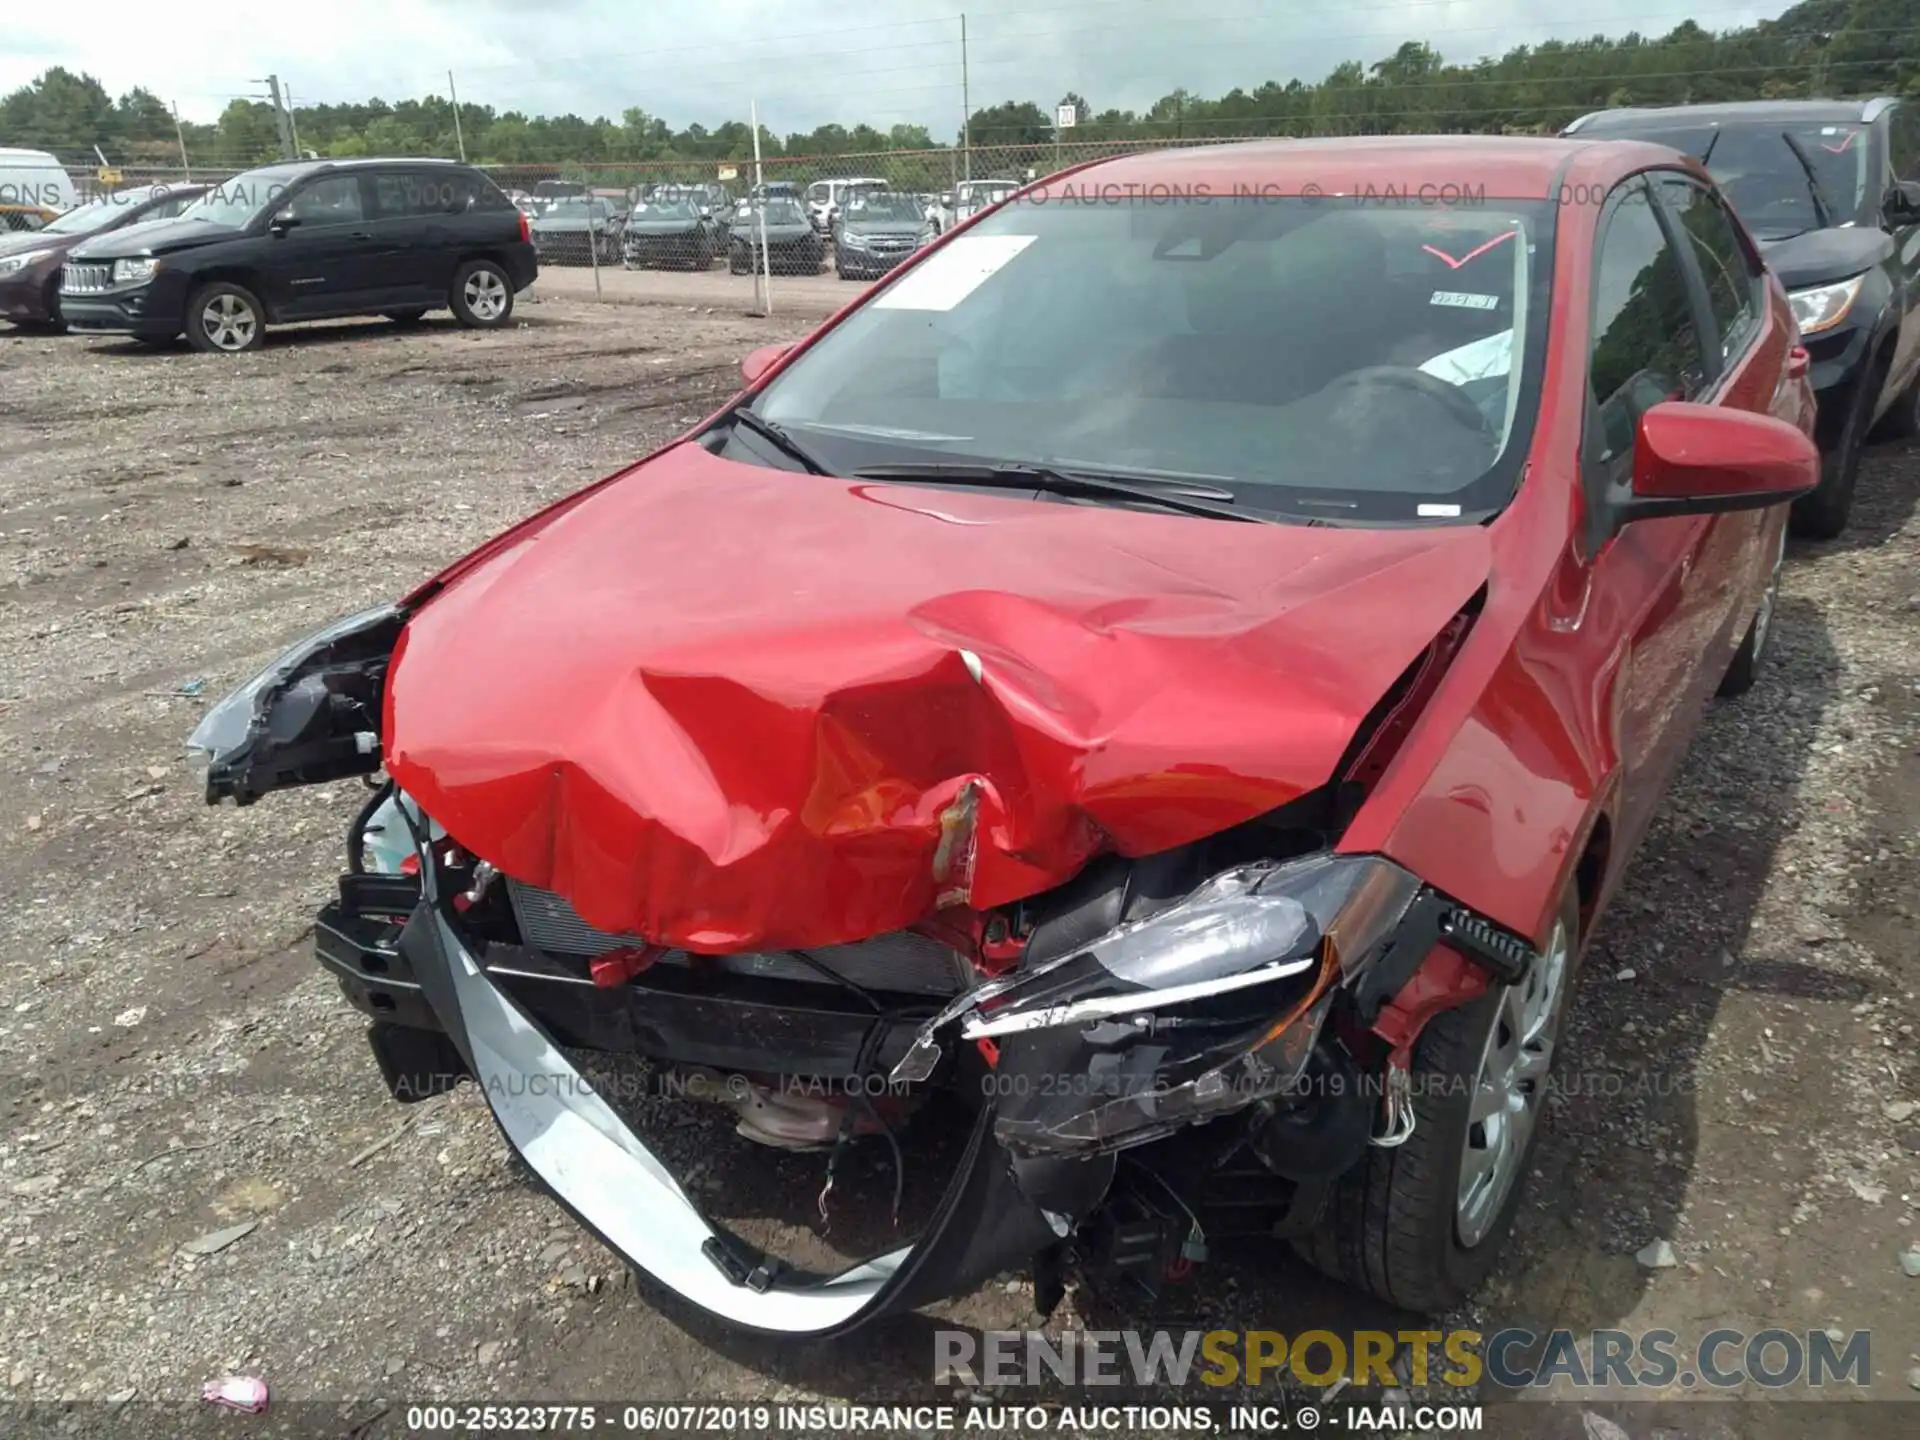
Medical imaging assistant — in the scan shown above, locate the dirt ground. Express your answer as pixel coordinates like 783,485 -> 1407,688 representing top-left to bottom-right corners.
2,287 -> 1917,1438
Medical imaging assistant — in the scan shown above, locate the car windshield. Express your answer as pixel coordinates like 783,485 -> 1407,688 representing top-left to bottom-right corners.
1595,120 -> 1874,236
745,198 -> 807,225
845,193 -> 921,222
544,199 -> 606,218
180,171 -> 295,229
635,198 -> 697,219
751,194 -> 1554,523
40,197 -> 124,235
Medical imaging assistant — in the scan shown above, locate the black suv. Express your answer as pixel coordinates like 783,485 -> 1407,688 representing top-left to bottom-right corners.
1564,98 -> 1920,537
59,158 -> 538,354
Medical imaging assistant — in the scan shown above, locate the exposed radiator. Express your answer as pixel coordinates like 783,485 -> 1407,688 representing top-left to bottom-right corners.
506,879 -> 973,997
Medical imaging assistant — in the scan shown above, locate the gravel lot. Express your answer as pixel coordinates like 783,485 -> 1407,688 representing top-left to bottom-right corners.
1,289 -> 1916,1438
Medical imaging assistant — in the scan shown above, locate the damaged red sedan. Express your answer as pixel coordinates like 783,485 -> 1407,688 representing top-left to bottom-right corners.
189,136 -> 1818,1334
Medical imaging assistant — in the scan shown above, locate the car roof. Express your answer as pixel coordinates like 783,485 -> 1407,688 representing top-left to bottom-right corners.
1567,98 -> 1886,132
1060,134 -> 1675,199
236,157 -> 481,182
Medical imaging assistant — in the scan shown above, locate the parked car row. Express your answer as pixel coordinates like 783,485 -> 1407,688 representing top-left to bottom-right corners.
193,117 -> 1885,1349
1,157 -> 537,352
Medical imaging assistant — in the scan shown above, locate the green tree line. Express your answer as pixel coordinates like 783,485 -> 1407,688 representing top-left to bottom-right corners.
3,0 -> 1915,175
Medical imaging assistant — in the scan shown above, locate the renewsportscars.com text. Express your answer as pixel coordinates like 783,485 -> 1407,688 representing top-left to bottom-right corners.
935,1327 -> 1871,1390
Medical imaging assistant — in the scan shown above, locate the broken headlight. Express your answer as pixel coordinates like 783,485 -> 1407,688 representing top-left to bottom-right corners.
186,605 -> 404,805
897,854 -> 1422,1158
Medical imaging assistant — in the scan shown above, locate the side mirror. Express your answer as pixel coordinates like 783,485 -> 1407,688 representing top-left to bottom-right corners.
1624,401 -> 1819,523
1884,180 -> 1920,226
740,343 -> 791,386
268,210 -> 300,236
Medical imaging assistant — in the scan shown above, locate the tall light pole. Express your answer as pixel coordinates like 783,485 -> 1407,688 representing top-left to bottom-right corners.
961,13 -> 971,183
751,99 -> 772,317
449,71 -> 467,161
170,101 -> 191,179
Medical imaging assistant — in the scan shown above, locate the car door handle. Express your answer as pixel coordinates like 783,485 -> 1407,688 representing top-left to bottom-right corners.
349,231 -> 375,241
1787,345 -> 1810,380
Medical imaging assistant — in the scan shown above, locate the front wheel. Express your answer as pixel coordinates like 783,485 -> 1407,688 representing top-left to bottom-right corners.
1870,366 -> 1920,443
450,260 -> 513,328
1792,372 -> 1872,539
185,282 -> 266,354
1293,889 -> 1579,1312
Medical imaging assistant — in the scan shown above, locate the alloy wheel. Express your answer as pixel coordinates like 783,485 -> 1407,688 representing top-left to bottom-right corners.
1456,917 -> 1570,1246
201,293 -> 257,351
464,269 -> 507,321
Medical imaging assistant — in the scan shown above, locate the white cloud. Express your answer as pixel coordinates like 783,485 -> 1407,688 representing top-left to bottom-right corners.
4,0 -> 1788,137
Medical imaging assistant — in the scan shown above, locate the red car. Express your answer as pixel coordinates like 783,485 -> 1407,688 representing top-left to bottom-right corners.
189,136 -> 1817,1336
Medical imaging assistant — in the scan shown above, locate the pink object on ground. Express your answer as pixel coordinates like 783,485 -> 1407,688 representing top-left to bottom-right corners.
200,1376 -> 269,1413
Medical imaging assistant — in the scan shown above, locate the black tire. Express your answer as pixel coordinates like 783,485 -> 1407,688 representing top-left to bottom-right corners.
450,260 -> 514,329
383,308 -> 429,326
1870,366 -> 1920,443
1791,371 -> 1872,539
35,276 -> 66,332
728,247 -> 749,275
1293,887 -> 1581,1313
184,282 -> 266,354
1718,523 -> 1786,698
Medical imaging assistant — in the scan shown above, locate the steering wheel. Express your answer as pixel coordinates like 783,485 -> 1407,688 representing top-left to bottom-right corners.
1319,365 -> 1496,439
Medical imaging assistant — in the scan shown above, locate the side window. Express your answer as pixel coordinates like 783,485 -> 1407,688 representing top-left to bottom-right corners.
372,170 -> 475,218
1655,176 -> 1760,369
1891,104 -> 1920,184
1588,182 -> 1707,468
148,193 -> 195,220
286,175 -> 365,226
369,173 -> 414,218
462,172 -> 511,210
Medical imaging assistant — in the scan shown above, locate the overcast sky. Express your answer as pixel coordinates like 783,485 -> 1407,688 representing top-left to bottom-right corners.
5,0 -> 1788,136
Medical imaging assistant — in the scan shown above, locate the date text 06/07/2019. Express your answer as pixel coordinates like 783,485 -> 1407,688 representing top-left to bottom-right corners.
400,1401 -> 1487,1434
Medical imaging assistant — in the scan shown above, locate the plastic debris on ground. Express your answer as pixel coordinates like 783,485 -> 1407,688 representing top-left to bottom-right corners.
201,1375 -> 269,1413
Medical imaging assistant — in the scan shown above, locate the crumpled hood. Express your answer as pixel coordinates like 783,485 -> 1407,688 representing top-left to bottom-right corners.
384,444 -> 1490,950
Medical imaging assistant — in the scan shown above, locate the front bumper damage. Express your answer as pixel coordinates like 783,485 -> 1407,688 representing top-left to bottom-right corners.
324,808 -> 1534,1337
396,850 -> 1090,1336
190,597 -> 1541,1337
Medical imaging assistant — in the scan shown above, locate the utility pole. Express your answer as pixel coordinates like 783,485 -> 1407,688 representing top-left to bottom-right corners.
961,13 -> 971,183
448,71 -> 467,161
284,82 -> 303,157
171,101 -> 191,180
254,74 -> 296,159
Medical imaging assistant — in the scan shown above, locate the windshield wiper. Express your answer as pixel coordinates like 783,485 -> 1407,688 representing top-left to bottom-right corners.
1778,132 -> 1835,229
728,407 -> 828,474
852,461 -> 1302,525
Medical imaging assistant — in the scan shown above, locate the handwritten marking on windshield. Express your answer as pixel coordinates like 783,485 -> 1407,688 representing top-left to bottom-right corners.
1421,231 -> 1517,268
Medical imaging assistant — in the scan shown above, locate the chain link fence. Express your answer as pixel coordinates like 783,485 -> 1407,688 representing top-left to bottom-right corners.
12,124 -> 1524,301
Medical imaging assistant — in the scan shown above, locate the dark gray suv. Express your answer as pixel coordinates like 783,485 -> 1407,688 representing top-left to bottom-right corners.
1565,97 -> 1920,537
59,158 -> 538,354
